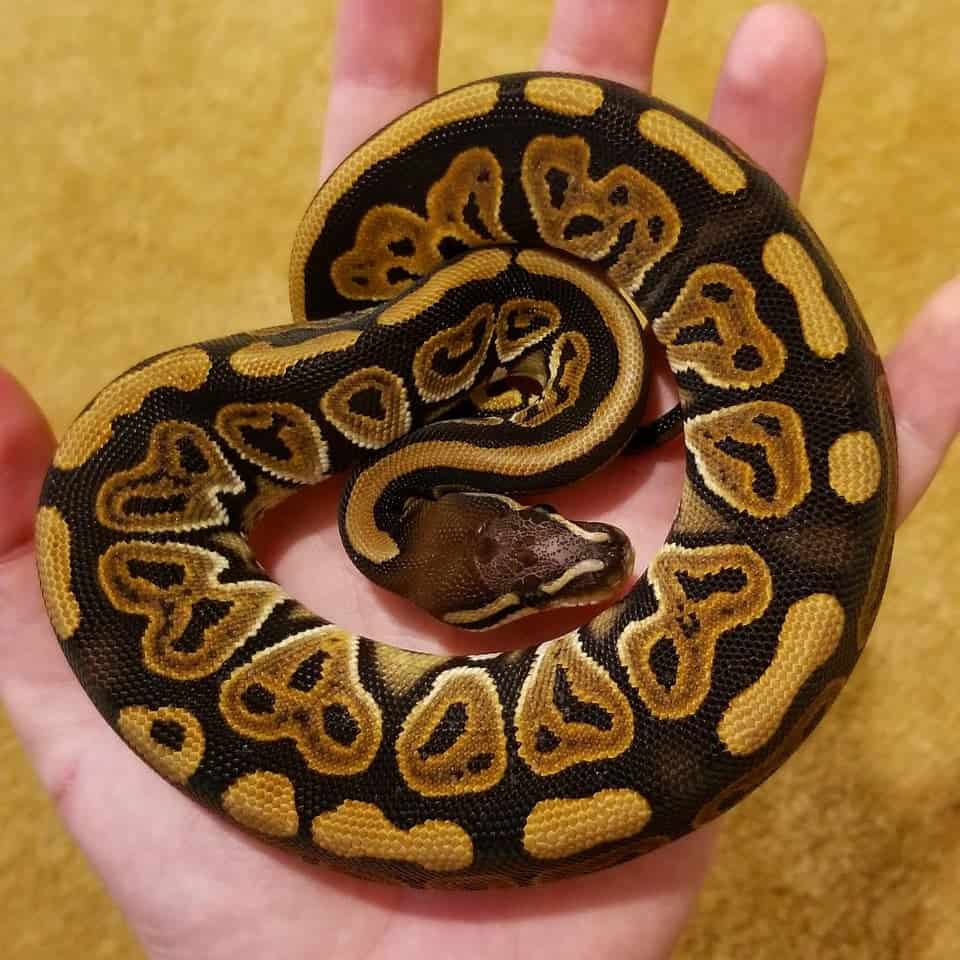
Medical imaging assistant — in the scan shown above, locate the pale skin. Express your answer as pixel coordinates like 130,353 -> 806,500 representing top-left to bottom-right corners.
1,2 -> 958,958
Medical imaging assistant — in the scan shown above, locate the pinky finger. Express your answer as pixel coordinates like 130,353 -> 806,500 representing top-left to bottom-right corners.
885,276 -> 960,525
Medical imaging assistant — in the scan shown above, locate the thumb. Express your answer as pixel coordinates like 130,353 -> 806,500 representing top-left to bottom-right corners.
0,368 -> 102,802
0,368 -> 55,559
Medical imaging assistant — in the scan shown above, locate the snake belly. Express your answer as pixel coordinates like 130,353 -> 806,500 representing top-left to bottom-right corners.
35,73 -> 897,888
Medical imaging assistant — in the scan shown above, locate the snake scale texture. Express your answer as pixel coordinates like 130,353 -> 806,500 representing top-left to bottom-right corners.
36,74 -> 897,888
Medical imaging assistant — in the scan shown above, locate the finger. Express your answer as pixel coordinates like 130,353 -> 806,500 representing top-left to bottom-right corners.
319,0 -> 443,179
0,369 -> 55,560
0,543 -> 109,810
540,0 -> 668,92
708,4 -> 826,200
0,369 -> 105,799
884,276 -> 960,524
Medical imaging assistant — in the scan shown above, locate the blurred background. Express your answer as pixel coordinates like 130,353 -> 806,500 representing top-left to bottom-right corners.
2,1 -> 958,956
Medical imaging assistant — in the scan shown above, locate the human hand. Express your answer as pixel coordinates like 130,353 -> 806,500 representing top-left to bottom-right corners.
3,2 -> 958,959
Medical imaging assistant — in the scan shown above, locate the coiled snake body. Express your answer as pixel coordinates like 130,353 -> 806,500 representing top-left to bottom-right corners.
36,74 -> 896,887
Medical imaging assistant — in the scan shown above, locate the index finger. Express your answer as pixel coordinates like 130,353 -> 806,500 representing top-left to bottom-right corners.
320,0 -> 442,180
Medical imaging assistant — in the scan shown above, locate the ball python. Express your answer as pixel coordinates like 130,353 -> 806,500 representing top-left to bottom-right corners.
35,73 -> 897,888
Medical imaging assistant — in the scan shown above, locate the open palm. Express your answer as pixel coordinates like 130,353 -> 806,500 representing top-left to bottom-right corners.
2,3 -> 958,958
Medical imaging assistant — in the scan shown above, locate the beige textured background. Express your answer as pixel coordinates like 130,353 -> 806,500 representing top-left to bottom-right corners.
2,2 -> 958,957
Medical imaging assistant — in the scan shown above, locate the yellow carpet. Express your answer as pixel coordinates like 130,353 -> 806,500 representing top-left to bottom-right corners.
2,2 -> 957,956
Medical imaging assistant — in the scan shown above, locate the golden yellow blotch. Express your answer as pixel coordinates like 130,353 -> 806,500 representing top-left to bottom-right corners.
222,771 -> 299,838
718,594 -> 845,756
470,342 -> 548,417
242,476 -> 295,532
795,209 -> 868,335
412,304 -> 496,402
291,80 -> 501,318
587,597 -> 629,639
686,401 -> 811,518
512,331 -> 590,428
330,149 -> 514,302
468,384 -> 525,415
99,541 -> 283,679
345,253 -> 645,564
311,801 -> 473,873
516,632 -> 633,775
117,705 -> 205,786
211,531 -> 263,572
320,366 -> 412,449
54,347 -> 211,470
523,789 -> 651,860
763,233 -> 849,359
230,327 -> 361,379
638,110 -> 747,194
521,135 -> 681,292
495,298 -> 561,362
654,263 -> 786,389
524,76 -> 604,115
828,431 -> 883,504
378,248 -> 512,328
220,626 -> 381,776
215,402 -> 329,484
97,421 -> 242,533
694,677 -> 844,828
35,506 -> 80,640
676,481 -> 732,535
619,543 -> 773,719
373,644 -> 446,697
396,667 -> 507,796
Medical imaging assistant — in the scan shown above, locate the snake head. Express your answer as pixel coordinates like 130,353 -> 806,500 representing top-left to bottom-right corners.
372,491 -> 634,630
472,502 -> 633,611
425,493 -> 634,629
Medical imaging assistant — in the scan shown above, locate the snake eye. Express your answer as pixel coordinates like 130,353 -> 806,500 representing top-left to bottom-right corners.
527,507 -> 559,526
474,534 -> 498,564
517,548 -> 539,567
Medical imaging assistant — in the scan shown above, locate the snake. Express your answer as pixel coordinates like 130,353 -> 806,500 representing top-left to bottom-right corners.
35,73 -> 897,888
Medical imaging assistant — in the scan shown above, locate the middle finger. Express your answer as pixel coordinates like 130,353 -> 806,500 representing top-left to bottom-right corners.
539,0 -> 669,91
